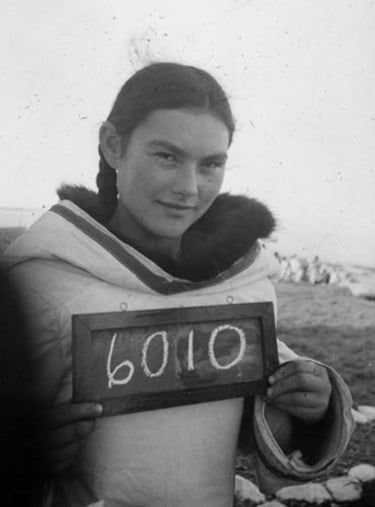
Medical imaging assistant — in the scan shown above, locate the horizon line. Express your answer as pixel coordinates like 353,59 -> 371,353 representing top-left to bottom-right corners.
0,206 -> 46,212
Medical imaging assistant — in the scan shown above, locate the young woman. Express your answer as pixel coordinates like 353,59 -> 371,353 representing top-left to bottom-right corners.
4,62 -> 354,506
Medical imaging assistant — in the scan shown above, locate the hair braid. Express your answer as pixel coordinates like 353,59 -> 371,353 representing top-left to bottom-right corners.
96,146 -> 118,222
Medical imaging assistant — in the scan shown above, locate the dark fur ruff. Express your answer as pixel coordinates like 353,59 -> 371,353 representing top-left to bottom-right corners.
57,185 -> 276,281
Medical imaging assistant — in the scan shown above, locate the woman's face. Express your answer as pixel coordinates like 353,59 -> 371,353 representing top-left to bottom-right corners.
114,108 -> 230,252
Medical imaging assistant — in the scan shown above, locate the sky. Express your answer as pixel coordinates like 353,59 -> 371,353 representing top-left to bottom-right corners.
1,0 -> 375,267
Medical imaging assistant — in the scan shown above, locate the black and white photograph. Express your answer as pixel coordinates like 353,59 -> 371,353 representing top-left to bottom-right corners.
1,1 -> 374,505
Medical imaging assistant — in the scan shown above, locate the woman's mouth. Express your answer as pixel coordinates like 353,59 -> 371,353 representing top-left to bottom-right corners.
159,201 -> 195,212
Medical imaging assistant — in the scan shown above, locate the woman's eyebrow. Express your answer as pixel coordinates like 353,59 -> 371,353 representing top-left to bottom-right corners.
202,153 -> 228,164
147,140 -> 186,157
147,140 -> 228,162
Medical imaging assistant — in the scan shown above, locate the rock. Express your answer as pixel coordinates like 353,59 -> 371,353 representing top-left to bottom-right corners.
234,474 -> 266,503
276,482 -> 331,504
325,476 -> 362,502
357,405 -> 375,422
352,408 -> 369,423
347,282 -> 375,300
258,501 -> 286,507
348,464 -> 375,482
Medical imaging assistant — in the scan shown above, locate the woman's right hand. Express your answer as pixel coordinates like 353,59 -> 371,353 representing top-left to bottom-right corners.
37,401 -> 103,473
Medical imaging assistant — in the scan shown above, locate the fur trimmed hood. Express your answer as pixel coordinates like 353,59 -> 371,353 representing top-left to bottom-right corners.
57,185 -> 276,282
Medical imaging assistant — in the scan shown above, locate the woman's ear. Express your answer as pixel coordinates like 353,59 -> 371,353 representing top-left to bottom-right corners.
99,121 -> 122,169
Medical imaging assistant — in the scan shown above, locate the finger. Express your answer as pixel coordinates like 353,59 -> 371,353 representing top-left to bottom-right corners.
45,441 -> 82,473
267,390 -> 325,408
269,401 -> 325,423
39,401 -> 103,429
41,419 -> 96,449
268,390 -> 330,421
267,372 -> 330,399
269,361 -> 328,384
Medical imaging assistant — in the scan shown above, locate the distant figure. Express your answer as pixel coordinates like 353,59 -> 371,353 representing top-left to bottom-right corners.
288,255 -> 308,282
274,251 -> 281,263
307,255 -> 321,284
329,268 -> 342,285
308,256 -> 331,285
279,256 -> 292,281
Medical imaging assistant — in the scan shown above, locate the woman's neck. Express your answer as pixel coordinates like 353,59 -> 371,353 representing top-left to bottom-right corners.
107,205 -> 181,261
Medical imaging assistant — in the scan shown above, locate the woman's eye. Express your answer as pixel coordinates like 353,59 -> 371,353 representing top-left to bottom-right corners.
203,161 -> 225,171
156,152 -> 176,163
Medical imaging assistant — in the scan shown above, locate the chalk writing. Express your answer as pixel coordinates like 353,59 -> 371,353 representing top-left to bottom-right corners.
208,325 -> 246,370
141,331 -> 169,378
107,333 -> 135,388
187,329 -> 194,371
72,303 -> 278,415
107,323 -> 248,388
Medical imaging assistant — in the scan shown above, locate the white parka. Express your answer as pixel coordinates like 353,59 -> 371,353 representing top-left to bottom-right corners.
4,198 -> 354,507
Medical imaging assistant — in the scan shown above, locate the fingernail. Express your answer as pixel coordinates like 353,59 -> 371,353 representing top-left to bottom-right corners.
269,376 -> 275,384
267,388 -> 273,397
95,404 -> 103,415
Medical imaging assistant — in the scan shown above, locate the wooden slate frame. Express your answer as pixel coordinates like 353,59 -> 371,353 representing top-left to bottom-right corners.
72,302 -> 279,416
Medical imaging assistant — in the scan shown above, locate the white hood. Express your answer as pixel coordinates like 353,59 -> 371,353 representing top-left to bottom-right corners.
4,200 -> 281,297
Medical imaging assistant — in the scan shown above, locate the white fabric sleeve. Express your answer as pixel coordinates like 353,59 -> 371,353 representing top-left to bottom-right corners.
252,360 -> 355,494
8,278 -> 66,405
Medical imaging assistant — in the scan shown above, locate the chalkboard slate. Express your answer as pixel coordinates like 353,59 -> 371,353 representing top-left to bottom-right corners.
72,302 -> 278,416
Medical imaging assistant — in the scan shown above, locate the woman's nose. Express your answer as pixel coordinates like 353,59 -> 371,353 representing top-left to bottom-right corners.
173,164 -> 198,197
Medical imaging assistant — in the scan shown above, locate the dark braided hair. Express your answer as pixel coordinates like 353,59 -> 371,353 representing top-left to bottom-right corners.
96,147 -> 118,220
96,62 -> 235,223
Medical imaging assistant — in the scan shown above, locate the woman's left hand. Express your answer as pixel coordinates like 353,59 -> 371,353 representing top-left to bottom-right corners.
265,360 -> 332,424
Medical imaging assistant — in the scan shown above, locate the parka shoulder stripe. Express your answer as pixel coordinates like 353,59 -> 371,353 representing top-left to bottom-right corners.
50,203 -> 258,295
